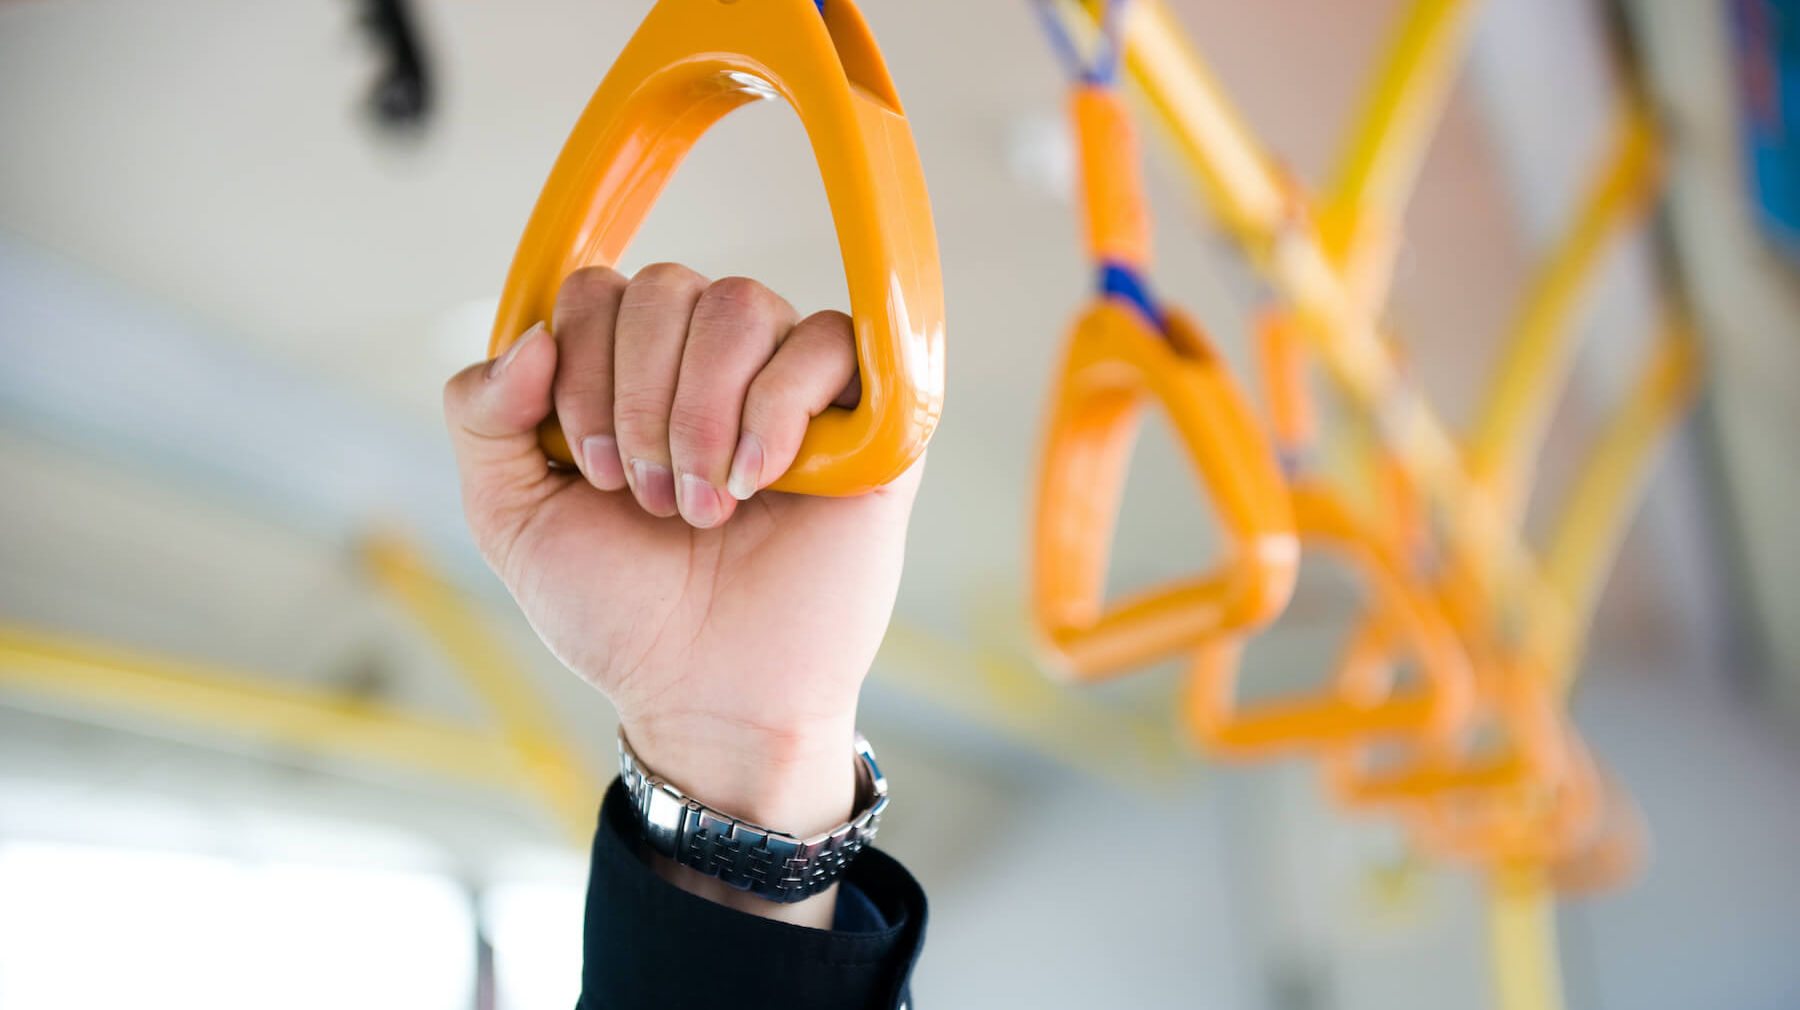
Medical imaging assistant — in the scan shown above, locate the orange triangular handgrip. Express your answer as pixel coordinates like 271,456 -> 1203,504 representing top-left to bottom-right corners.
1320,593 -> 1570,807
489,0 -> 943,496
1182,482 -> 1474,757
1032,301 -> 1297,679
1405,726 -> 1604,866
1547,773 -> 1649,893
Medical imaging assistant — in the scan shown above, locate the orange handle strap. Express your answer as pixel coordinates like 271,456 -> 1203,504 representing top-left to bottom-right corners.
490,0 -> 944,496
1253,308 -> 1317,458
1072,85 -> 1155,270
1032,303 -> 1297,677
1181,482 -> 1473,757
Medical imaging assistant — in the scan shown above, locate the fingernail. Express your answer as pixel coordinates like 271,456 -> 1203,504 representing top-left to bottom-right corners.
727,432 -> 764,501
678,473 -> 724,529
630,459 -> 677,516
488,322 -> 545,379
580,434 -> 627,491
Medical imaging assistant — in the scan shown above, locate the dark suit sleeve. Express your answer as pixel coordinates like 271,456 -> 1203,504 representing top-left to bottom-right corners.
579,778 -> 928,1010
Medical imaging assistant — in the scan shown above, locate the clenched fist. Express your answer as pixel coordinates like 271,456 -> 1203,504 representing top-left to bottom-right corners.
444,264 -> 922,925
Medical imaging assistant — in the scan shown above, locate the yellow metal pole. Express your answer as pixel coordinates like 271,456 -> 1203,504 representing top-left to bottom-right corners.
1533,316 -> 1702,694
1489,865 -> 1568,1010
361,533 -> 601,846
1318,0 -> 1484,303
0,622 -> 520,791
1467,106 -> 1662,526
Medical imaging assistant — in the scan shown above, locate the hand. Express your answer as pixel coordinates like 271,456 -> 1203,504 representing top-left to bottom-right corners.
444,264 -> 921,925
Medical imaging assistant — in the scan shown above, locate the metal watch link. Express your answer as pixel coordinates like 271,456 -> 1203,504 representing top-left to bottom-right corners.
617,731 -> 889,904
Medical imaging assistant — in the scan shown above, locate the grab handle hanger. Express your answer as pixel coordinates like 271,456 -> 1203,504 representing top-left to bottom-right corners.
1031,5 -> 1297,676
490,0 -> 944,496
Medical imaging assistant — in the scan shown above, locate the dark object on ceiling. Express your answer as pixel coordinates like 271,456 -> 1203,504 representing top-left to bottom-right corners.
356,0 -> 432,130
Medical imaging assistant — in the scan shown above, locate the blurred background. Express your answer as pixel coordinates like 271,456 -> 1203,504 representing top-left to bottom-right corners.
1,0 -> 1797,1007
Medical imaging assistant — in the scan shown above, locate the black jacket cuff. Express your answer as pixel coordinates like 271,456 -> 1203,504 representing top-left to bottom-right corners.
579,777 -> 927,1010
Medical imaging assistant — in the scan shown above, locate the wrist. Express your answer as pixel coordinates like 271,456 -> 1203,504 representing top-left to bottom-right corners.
619,713 -> 861,927
619,714 -> 859,834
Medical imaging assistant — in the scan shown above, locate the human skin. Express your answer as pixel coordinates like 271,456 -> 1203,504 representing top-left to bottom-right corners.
443,263 -> 920,927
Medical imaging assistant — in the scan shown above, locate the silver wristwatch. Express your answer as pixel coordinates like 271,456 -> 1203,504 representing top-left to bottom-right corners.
617,731 -> 889,904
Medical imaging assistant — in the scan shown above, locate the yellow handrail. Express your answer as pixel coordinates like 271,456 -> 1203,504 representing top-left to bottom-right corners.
1530,313 -> 1703,695
1489,866 -> 1568,1010
1466,105 -> 1663,528
362,533 -> 602,845
1318,0 -> 1485,305
0,622 -> 520,792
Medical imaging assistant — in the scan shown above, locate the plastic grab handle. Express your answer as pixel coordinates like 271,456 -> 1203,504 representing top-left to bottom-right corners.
1547,774 -> 1648,894
1181,483 -> 1474,757
1032,301 -> 1297,678
1321,630 -> 1572,808
1406,726 -> 1604,866
490,0 -> 944,496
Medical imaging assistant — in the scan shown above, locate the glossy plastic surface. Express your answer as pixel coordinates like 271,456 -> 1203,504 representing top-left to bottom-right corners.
1032,301 -> 1297,677
490,0 -> 944,496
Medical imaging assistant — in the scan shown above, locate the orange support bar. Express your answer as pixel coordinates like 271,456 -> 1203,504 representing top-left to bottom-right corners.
491,0 -> 944,496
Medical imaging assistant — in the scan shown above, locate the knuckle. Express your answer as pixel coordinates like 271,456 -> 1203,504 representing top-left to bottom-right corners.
551,354 -> 611,399
698,276 -> 778,319
612,392 -> 669,434
442,361 -> 490,420
787,313 -> 857,366
691,276 -> 786,338
799,309 -> 854,342
552,369 -> 610,402
442,368 -> 472,415
742,370 -> 798,425
668,405 -> 735,454
555,266 -> 627,318
629,261 -> 706,296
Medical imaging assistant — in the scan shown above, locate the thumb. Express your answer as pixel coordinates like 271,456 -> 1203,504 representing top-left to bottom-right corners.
444,322 -> 560,558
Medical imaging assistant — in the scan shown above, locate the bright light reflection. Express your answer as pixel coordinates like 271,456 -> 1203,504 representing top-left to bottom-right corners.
0,842 -> 473,1010
486,879 -> 585,1010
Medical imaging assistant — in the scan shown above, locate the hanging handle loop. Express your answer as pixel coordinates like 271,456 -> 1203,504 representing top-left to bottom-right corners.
490,0 -> 944,496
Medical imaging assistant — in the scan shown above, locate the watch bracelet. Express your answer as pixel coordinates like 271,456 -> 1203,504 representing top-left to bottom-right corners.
617,732 -> 889,904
